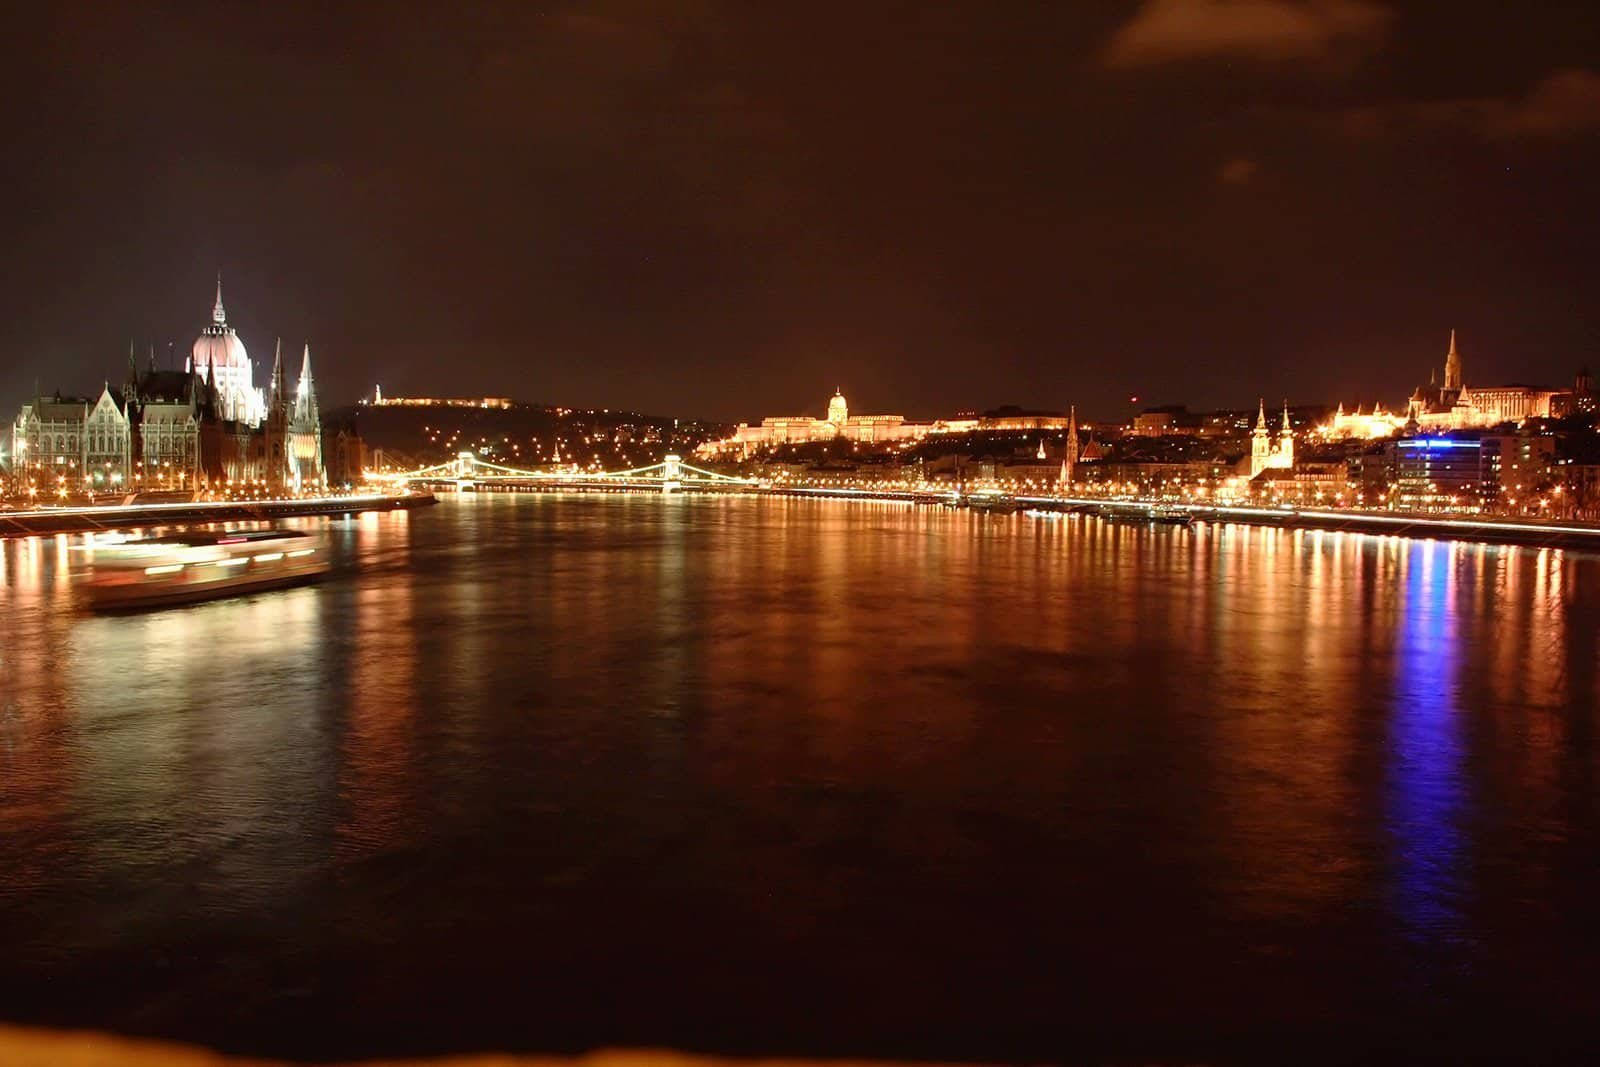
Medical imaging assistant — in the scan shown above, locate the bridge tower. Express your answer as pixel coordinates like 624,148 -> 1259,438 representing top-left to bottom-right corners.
456,451 -> 475,477
663,453 -> 682,494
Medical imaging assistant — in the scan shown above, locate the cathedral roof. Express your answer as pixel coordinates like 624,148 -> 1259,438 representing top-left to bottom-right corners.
30,398 -> 89,420
137,369 -> 198,403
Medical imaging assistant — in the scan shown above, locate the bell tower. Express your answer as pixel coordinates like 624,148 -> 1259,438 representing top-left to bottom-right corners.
1443,329 -> 1463,393
1251,399 -> 1270,477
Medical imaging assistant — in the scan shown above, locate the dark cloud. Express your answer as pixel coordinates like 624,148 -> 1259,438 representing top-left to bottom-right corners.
1340,68 -> 1600,139
1218,157 -> 1262,184
1102,0 -> 1391,69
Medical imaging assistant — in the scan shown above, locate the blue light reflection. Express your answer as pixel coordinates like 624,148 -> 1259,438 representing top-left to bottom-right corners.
1385,540 -> 1468,946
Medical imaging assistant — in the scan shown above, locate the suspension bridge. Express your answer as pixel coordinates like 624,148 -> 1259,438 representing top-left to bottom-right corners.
367,451 -> 758,493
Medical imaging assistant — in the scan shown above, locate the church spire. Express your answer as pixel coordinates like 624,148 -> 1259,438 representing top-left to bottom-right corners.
212,272 -> 226,325
1255,398 -> 1268,434
269,338 -> 287,413
293,343 -> 319,425
1280,399 -> 1293,438
287,343 -> 325,492
1443,328 -> 1462,391
123,341 -> 140,405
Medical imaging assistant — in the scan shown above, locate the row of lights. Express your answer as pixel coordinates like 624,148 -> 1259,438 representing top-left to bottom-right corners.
143,547 -> 314,577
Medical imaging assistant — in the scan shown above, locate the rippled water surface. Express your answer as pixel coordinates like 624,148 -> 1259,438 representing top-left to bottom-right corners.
2,495 -> 1599,1061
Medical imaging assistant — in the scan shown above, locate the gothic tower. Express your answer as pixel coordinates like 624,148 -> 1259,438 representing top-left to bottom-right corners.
287,343 -> 325,492
1443,329 -> 1463,393
264,339 -> 290,491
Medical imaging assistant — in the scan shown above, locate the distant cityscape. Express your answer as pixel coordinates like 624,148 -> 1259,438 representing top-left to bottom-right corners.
665,333 -> 1599,517
4,287 -> 1599,519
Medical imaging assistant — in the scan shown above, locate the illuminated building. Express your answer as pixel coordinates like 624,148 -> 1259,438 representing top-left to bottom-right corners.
1131,405 -> 1201,436
1249,399 -> 1294,478
1320,401 -> 1406,440
287,345 -> 325,491
1551,367 -> 1596,416
959,407 -> 1075,432
696,388 -> 935,456
188,276 -> 267,425
1249,462 -> 1346,504
1393,437 -> 1492,511
127,364 -> 202,483
11,393 -> 105,492
1321,332 -> 1574,438
8,282 -> 329,494
1483,433 -> 1557,505
1407,331 -> 1564,430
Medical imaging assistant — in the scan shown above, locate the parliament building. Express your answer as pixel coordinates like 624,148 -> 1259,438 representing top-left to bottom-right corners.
10,280 -> 334,495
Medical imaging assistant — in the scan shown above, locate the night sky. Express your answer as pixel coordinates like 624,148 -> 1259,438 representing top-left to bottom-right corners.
3,2 -> 1597,422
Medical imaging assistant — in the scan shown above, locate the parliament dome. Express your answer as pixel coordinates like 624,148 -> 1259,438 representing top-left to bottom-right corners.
191,278 -> 249,376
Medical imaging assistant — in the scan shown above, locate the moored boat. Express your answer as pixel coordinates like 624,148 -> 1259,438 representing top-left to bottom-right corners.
967,494 -> 1022,513
81,528 -> 330,611
1147,505 -> 1193,526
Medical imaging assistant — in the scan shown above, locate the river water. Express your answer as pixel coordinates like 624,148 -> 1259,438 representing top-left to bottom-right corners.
2,495 -> 1598,1062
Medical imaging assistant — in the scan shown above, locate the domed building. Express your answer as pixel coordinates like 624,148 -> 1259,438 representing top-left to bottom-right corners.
189,276 -> 266,426
827,388 -> 848,427
695,386 -> 935,456
10,277 -> 338,494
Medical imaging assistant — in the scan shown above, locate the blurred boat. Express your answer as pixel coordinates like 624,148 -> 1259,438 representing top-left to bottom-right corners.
82,528 -> 329,611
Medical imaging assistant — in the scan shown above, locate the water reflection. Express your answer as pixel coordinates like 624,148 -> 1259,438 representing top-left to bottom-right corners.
2,498 -> 1600,1059
1385,541 -> 1467,944
338,512 -> 420,859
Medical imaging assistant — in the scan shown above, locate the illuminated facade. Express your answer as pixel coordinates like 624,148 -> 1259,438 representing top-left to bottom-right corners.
697,389 -> 935,456
1407,331 -> 1562,430
189,277 -> 267,426
1321,332 -> 1568,439
1321,402 -> 1406,440
1249,400 -> 1294,478
8,283 -> 330,493
287,345 -> 325,491
11,393 -> 126,493
1393,437 -> 1492,511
